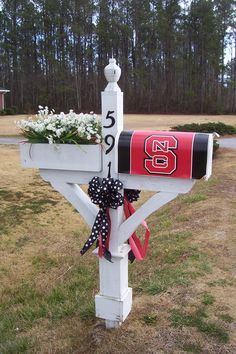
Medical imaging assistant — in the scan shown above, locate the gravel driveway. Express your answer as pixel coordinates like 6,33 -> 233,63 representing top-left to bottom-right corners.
0,137 -> 23,144
218,137 -> 236,149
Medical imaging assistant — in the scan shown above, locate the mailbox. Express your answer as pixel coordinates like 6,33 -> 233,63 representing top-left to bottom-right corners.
118,130 -> 213,180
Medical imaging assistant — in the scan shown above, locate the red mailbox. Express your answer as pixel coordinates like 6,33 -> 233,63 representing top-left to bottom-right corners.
118,130 -> 213,180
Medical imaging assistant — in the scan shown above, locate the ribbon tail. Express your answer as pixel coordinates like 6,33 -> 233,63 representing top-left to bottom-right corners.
124,199 -> 136,261
128,249 -> 136,263
129,202 -> 150,259
80,210 -> 103,255
98,232 -> 103,257
103,249 -> 113,263
105,209 -> 111,249
96,209 -> 113,262
103,209 -> 113,262
124,198 -> 150,261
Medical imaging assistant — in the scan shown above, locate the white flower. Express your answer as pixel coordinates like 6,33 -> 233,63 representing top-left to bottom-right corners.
17,108 -> 102,144
56,129 -> 62,138
47,124 -> 55,131
47,135 -> 54,144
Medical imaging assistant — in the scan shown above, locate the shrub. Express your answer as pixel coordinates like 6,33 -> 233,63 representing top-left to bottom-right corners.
171,122 -> 236,135
170,122 -> 233,157
0,107 -> 17,115
4,107 -> 15,115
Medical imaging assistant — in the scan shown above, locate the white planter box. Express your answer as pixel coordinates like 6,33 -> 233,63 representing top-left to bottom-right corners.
19,143 -> 102,172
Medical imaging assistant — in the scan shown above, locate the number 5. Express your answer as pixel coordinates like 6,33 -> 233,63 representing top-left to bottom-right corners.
103,111 -> 115,128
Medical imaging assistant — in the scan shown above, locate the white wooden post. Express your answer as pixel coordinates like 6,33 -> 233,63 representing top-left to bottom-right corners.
19,58 -> 213,329
94,59 -> 132,328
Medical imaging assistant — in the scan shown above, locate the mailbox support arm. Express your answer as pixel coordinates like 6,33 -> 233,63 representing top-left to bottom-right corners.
49,181 -> 98,228
118,192 -> 178,245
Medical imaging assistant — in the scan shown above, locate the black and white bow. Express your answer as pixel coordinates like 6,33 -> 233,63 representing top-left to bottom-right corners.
80,177 -> 123,261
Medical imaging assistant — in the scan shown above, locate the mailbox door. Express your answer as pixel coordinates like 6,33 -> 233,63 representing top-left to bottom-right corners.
118,130 -> 212,180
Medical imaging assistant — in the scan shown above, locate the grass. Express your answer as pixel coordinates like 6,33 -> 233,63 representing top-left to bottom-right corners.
141,313 -> 158,325
218,314 -> 234,323
15,235 -> 30,249
0,264 -> 97,352
0,336 -> 32,354
137,230 -> 211,295
182,342 -> 203,353
170,308 -> 229,343
207,278 -> 234,287
141,263 -> 206,295
31,253 -> 59,271
202,293 -> 215,305
0,188 -> 58,235
1,113 -> 236,136
0,139 -> 235,352
180,193 -> 207,204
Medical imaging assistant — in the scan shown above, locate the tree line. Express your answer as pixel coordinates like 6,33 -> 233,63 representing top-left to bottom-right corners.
0,0 -> 235,114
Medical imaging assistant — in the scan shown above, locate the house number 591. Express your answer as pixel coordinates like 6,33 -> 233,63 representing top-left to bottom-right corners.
103,110 -> 115,155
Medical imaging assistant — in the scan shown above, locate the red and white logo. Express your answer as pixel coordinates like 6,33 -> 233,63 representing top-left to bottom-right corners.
144,135 -> 178,175
129,130 -> 194,179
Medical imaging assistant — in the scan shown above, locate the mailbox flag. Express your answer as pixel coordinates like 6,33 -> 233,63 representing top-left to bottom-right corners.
118,130 -> 213,180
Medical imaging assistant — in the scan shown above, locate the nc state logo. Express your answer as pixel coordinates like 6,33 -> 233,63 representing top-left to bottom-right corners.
144,135 -> 178,175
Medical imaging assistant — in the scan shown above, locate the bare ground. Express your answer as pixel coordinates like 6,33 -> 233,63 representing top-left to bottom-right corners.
0,142 -> 235,353
0,113 -> 236,136
0,115 -> 29,136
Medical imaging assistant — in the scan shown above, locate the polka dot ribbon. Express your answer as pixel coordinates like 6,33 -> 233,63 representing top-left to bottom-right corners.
80,176 -> 124,262
124,189 -> 141,203
80,178 -> 150,263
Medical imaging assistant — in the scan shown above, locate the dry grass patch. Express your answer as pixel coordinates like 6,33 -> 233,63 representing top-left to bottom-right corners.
0,113 -> 236,136
0,144 -> 236,353
0,115 -> 29,136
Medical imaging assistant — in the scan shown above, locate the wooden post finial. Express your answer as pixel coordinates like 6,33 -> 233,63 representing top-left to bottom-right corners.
104,58 -> 121,92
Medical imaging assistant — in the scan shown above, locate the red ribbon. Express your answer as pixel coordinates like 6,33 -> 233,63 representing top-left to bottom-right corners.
124,197 -> 150,261
98,232 -> 103,257
99,201 -> 150,261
